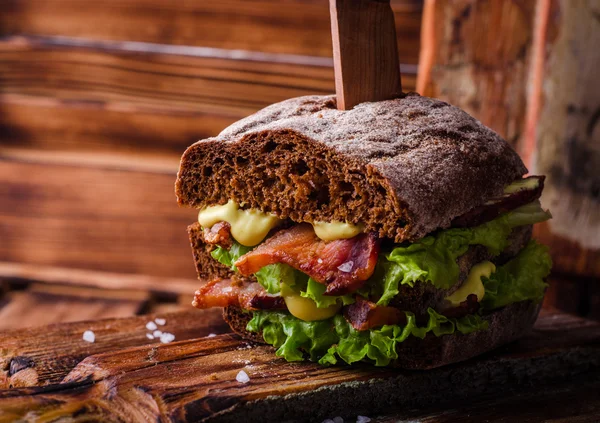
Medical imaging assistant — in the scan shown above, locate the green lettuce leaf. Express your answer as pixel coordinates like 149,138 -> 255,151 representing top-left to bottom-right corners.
481,240 -> 551,310
299,278 -> 355,308
210,243 -> 251,270
211,243 -> 295,295
248,308 -> 488,366
375,201 -> 551,305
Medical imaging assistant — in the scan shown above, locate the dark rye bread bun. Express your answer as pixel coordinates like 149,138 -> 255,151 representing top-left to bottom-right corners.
223,300 -> 542,369
176,93 -> 527,242
188,221 -> 532,318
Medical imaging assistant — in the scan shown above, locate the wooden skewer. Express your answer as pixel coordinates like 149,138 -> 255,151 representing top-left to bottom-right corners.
329,0 -> 403,110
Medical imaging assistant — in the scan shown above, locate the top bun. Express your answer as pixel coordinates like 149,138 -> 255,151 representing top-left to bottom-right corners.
176,93 -> 526,242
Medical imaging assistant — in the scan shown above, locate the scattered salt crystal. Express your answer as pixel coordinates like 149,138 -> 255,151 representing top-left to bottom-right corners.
160,332 -> 175,344
207,333 -> 217,338
322,420 -> 334,423
337,261 -> 353,273
236,370 -> 250,383
146,333 -> 154,340
82,330 -> 95,343
153,330 -> 163,337
317,258 -> 323,264
146,321 -> 157,331
222,287 -> 233,293
356,417 -> 371,423
154,318 -> 166,326
332,417 -> 344,423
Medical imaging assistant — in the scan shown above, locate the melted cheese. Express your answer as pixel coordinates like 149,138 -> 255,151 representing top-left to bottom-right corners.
280,283 -> 341,321
197,200 -> 280,247
312,221 -> 363,241
504,178 -> 540,194
445,261 -> 496,306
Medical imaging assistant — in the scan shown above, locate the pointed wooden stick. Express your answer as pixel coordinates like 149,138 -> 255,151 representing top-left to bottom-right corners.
329,0 -> 403,110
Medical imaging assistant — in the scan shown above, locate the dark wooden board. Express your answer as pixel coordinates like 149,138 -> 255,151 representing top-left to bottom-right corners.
374,380 -> 600,422
0,0 -> 422,63
0,309 -> 598,422
0,308 -> 228,388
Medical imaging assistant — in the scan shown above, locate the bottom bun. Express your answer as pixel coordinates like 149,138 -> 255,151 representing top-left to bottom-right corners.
223,300 -> 542,369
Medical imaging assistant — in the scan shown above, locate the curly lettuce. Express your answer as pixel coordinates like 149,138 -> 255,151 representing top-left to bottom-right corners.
247,308 -> 488,366
481,240 -> 551,310
374,202 -> 551,305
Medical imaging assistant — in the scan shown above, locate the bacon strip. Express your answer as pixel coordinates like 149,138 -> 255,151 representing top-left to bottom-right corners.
203,221 -> 233,249
344,297 -> 406,331
192,278 -> 286,311
234,224 -> 380,296
452,176 -> 545,228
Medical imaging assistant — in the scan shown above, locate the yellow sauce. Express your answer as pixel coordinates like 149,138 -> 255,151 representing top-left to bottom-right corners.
280,283 -> 341,321
312,221 -> 364,241
445,261 -> 496,306
197,200 -> 280,247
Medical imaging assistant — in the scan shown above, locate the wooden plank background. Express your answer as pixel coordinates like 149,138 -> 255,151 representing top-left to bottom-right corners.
0,0 -> 421,328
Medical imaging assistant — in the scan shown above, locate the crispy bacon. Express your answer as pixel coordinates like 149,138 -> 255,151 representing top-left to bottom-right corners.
234,224 -> 380,296
452,176 -> 545,228
344,297 -> 407,331
192,278 -> 286,311
203,221 -> 233,249
440,294 -> 480,318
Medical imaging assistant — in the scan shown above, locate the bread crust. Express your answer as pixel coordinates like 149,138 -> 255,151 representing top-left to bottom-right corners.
176,93 -> 527,242
223,300 -> 542,369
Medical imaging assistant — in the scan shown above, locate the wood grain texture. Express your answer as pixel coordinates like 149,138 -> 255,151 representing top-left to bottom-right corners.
416,0 -> 600,281
416,0 -> 537,147
330,0 -> 402,109
0,157 -> 198,279
0,309 -> 229,388
532,0 -> 600,251
0,283 -> 148,331
0,38 -> 417,156
0,310 -> 598,422
0,0 -> 423,64
0,262 -> 200,296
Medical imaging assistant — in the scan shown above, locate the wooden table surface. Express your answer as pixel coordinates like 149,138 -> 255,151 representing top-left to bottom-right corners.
0,306 -> 598,422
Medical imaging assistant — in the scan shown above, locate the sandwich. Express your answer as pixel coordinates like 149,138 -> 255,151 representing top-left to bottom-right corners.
175,93 -> 552,369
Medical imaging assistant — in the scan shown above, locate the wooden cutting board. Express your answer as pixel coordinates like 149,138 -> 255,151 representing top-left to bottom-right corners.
0,308 -> 599,422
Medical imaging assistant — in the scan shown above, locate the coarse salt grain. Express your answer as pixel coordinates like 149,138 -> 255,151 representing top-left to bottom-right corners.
332,417 -> 344,423
337,261 -> 353,273
236,370 -> 250,383
82,330 -> 95,343
146,321 -> 158,331
356,416 -> 371,423
317,258 -> 323,264
207,333 -> 217,337
160,332 -> 175,344
321,420 -> 334,423
153,330 -> 163,337
146,333 -> 154,340
154,318 -> 166,326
